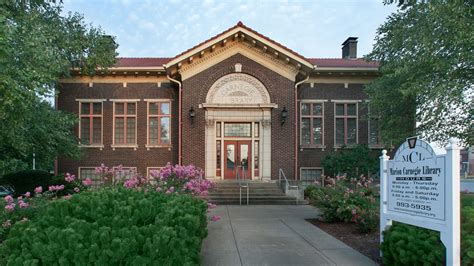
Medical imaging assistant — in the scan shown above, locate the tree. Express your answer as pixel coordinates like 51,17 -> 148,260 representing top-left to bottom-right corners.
0,0 -> 118,175
366,0 -> 473,146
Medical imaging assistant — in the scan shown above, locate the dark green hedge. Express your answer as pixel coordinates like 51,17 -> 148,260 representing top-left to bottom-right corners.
0,170 -> 51,196
382,205 -> 474,265
0,188 -> 208,265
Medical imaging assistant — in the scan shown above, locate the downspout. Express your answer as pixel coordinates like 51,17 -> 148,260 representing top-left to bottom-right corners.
294,75 -> 309,180
165,67 -> 182,165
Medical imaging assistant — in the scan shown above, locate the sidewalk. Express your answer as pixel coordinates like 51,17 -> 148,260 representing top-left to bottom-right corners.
201,205 -> 377,266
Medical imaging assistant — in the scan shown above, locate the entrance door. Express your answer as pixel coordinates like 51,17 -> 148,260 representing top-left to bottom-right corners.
224,140 -> 251,180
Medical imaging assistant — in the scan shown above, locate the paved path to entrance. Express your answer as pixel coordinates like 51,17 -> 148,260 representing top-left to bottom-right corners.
201,205 -> 376,266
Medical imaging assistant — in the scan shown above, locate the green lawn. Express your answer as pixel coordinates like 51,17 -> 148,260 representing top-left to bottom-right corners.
462,193 -> 474,207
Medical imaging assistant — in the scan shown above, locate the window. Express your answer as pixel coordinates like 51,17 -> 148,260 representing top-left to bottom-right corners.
368,107 -> 382,147
78,167 -> 102,187
300,168 -> 323,183
147,167 -> 162,178
224,123 -> 251,137
113,101 -> 137,146
334,102 -> 358,146
147,101 -> 171,147
300,102 -> 324,147
113,167 -> 137,180
79,101 -> 102,146
254,140 -> 259,177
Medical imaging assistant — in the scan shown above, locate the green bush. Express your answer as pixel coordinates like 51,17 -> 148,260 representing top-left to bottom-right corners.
381,201 -> 474,265
0,188 -> 208,265
305,175 -> 379,233
381,222 -> 444,265
322,144 -> 379,178
0,170 -> 51,196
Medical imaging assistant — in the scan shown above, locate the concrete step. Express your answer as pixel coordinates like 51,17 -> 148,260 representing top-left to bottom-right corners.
209,199 -> 308,205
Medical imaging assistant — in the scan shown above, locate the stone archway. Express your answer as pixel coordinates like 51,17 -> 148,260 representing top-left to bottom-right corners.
206,73 -> 271,105
202,72 -> 275,180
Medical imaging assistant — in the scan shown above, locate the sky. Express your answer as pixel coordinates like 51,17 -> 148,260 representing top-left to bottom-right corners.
61,0 -> 398,59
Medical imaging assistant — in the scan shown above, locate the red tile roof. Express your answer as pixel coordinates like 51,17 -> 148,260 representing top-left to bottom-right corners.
114,57 -> 171,68
309,58 -> 379,68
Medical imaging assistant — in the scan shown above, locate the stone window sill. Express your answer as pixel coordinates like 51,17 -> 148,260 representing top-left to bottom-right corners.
111,145 -> 138,151
79,144 -> 104,150
369,144 -> 385,149
300,145 -> 326,151
146,145 -> 172,151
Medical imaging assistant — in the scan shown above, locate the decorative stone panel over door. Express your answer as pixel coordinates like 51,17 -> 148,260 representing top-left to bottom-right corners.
206,73 -> 271,105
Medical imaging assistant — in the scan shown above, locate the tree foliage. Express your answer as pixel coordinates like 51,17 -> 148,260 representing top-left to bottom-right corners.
0,0 -> 118,175
366,0 -> 473,146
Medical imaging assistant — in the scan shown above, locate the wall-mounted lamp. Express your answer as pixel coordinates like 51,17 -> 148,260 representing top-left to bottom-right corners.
281,107 -> 288,125
189,107 -> 195,123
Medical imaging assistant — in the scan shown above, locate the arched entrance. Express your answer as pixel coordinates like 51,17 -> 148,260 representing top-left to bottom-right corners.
201,72 -> 276,180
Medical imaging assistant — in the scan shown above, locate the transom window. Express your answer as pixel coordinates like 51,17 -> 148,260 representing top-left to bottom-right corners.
79,102 -> 102,145
147,101 -> 171,146
114,102 -> 137,145
335,103 -> 358,146
224,123 -> 251,137
300,102 -> 324,146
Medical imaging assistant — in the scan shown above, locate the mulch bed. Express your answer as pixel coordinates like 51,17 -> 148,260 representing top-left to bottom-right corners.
307,219 -> 382,265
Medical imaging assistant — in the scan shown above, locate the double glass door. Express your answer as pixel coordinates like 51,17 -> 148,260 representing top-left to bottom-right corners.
224,140 -> 251,179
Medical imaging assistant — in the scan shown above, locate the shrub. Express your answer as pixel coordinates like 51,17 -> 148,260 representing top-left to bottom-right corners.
322,145 -> 379,178
0,187 -> 208,265
0,170 -> 51,196
381,198 -> 474,265
305,175 -> 378,233
381,222 -> 444,265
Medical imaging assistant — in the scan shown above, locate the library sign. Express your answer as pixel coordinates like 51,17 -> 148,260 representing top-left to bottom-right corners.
380,137 -> 461,265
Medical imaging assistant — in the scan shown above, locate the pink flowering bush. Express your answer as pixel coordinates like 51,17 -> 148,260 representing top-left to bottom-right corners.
0,171 -> 93,239
305,174 -> 379,233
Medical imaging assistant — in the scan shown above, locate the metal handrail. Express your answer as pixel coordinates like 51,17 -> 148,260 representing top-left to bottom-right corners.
237,165 -> 249,205
279,168 -> 299,204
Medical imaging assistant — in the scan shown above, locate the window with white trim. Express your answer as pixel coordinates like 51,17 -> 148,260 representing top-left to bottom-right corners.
79,102 -> 102,145
147,167 -> 162,178
300,102 -> 324,147
113,167 -> 137,179
300,168 -> 324,182
335,102 -> 358,146
113,102 -> 137,145
78,167 -> 102,186
147,101 -> 171,146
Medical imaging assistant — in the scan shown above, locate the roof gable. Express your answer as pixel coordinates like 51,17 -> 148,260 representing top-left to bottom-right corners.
164,22 -> 314,75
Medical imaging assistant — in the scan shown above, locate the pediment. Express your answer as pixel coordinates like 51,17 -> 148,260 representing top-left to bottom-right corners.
165,22 -> 314,81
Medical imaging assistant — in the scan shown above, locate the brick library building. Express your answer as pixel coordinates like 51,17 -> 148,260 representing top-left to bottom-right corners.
57,22 -> 381,182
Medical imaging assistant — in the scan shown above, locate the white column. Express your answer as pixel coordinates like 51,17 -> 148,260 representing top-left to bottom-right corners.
379,149 -> 392,257
441,138 -> 461,266
205,114 -> 216,179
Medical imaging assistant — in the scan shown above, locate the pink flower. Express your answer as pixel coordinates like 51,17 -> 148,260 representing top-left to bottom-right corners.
20,217 -> 28,223
211,215 -> 221,222
17,196 -> 22,200
4,195 -> 13,204
48,185 -> 65,192
82,178 -> 93,186
65,173 -> 76,183
2,220 -> 11,228
207,202 -> 217,209
351,209 -> 357,215
24,192 -> 31,198
63,195 -> 72,199
19,200 -> 29,209
74,187 -> 80,193
165,186 -> 175,194
34,186 -> 43,194
5,204 -> 15,212
156,187 -> 162,192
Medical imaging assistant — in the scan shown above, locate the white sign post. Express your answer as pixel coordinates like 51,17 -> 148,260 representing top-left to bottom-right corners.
380,137 -> 460,265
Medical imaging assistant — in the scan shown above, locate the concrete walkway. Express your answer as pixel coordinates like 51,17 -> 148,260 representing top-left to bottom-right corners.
201,205 -> 377,266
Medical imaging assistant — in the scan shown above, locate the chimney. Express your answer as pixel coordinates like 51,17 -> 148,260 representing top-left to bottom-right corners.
342,37 -> 358,59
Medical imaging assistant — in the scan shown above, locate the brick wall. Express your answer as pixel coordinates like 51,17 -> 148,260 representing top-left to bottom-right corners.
57,82 -> 178,176
181,53 -> 296,179
297,83 -> 370,178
